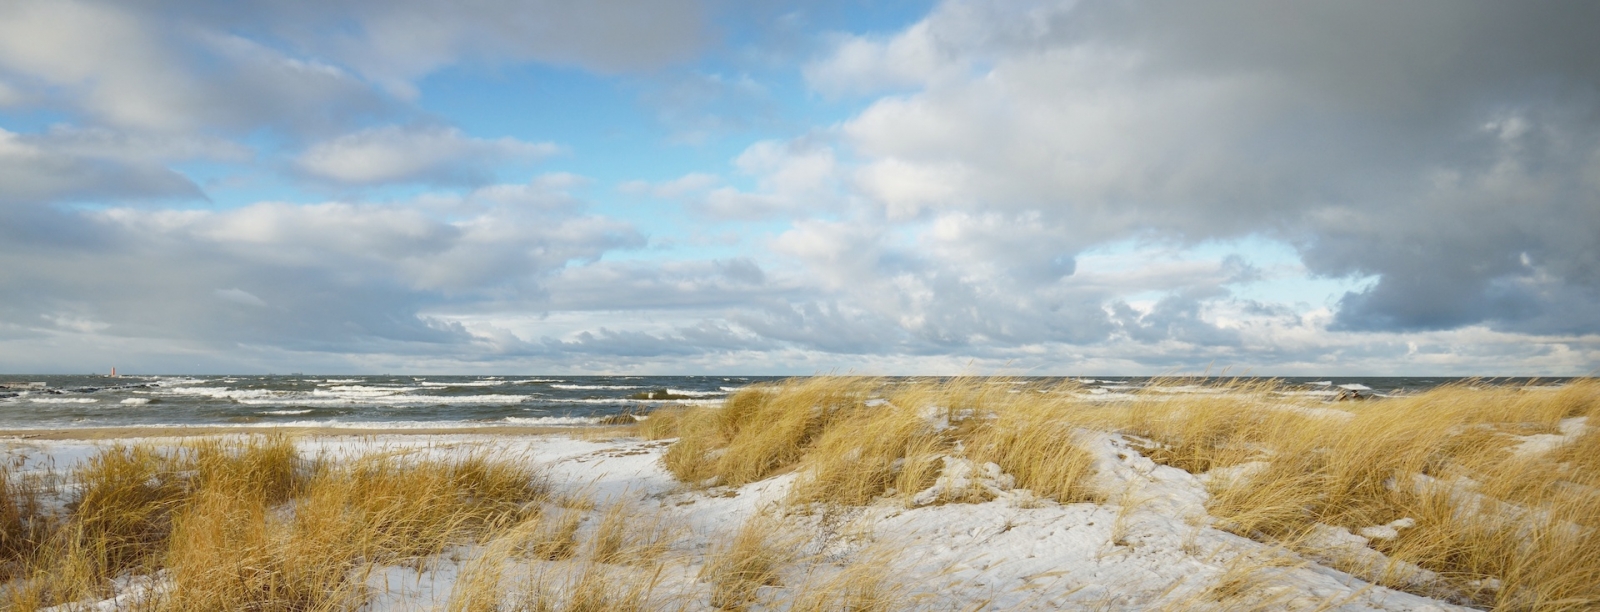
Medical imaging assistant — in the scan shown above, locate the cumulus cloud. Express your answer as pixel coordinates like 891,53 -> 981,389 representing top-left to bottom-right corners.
0,0 -> 709,131
294,125 -> 560,186
803,0 -> 1600,338
0,175 -> 643,365
697,138 -> 843,219
3,0 -> 1598,374
0,0 -> 385,135
262,0 -> 710,98
0,128 -> 203,205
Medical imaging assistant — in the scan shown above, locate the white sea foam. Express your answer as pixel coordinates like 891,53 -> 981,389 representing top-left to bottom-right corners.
151,377 -> 207,387
252,394 -> 527,407
162,386 -> 286,400
214,419 -> 565,429
320,385 -> 417,395
666,388 -> 726,397
549,384 -> 641,390
28,397 -> 99,404
418,381 -> 508,387
541,397 -> 722,406
120,398 -> 151,405
500,416 -> 606,426
260,409 -> 314,415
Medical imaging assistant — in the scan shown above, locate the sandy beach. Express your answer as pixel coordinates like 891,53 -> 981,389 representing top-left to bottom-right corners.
8,378 -> 1594,610
0,424 -> 634,441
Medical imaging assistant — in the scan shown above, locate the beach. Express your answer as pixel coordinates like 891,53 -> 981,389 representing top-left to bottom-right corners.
2,377 -> 1595,610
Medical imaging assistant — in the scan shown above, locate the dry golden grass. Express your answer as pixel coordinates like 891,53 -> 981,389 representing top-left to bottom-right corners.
663,377 -> 884,487
648,375 -> 1600,610
637,406 -> 690,441
700,514 -> 794,609
1198,379 -> 1600,609
591,502 -> 680,566
448,493 -> 686,612
0,466 -> 49,582
6,377 -> 1598,611
787,398 -> 945,506
1,435 -> 551,611
784,548 -> 904,612
657,376 -> 1101,509
965,396 -> 1102,504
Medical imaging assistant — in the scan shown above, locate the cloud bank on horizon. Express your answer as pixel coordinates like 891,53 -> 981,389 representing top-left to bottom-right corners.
1,0 -> 1597,375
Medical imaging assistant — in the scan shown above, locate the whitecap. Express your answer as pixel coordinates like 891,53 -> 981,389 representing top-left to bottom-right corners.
666,388 -> 726,397
233,394 -> 528,407
500,416 -> 606,426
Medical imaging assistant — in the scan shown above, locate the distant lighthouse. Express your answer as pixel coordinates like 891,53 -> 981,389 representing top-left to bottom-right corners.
110,367 -> 117,378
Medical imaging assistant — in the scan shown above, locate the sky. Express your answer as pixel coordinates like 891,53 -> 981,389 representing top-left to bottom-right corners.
2,0 -> 1598,376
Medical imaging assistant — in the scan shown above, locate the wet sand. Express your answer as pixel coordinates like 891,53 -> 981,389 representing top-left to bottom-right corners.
0,424 -> 636,441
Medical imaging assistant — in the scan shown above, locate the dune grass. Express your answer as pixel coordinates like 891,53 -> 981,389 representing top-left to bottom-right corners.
1188,379 -> 1600,609
6,376 -> 1599,610
659,376 -> 1104,509
646,375 -> 1600,610
1,435 -> 550,610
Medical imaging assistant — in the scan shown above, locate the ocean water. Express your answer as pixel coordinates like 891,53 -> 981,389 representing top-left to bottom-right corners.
0,375 -> 1573,430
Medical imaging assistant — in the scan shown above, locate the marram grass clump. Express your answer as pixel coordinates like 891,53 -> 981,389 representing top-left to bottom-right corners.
648,375 -> 1600,610
2,435 -> 550,611
657,376 -> 1104,508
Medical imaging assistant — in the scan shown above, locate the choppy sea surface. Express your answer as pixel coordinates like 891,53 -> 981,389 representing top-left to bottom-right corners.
0,375 -> 1575,430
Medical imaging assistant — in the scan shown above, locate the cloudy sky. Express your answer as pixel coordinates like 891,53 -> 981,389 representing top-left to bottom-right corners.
2,0 -> 1597,375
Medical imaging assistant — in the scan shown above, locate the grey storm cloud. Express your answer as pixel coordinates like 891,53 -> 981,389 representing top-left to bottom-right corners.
2,0 -> 1598,374
0,181 -> 645,364
293,125 -> 562,187
810,0 -> 1600,337
0,129 -> 204,205
0,0 -> 707,131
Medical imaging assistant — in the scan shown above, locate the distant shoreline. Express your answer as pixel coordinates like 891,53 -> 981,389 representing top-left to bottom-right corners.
0,424 -> 633,441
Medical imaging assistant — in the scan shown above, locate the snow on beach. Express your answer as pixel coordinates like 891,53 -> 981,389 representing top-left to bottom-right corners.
2,430 -> 1479,611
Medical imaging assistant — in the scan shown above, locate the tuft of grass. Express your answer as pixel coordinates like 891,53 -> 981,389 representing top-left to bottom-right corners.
701,514 -> 794,609
3,437 -> 552,610
964,397 -> 1101,504
663,376 -> 1095,508
785,548 -> 904,612
662,377 -> 882,487
1201,378 -> 1600,608
591,502 -> 680,566
637,406 -> 690,440
788,398 -> 945,506
0,465 -> 49,582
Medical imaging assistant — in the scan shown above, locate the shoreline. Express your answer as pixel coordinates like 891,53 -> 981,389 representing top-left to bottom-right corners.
0,424 -> 634,441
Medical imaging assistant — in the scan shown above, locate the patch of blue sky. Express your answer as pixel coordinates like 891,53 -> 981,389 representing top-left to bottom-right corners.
1078,234 -> 1377,311
0,106 -> 73,133
238,2 -> 944,268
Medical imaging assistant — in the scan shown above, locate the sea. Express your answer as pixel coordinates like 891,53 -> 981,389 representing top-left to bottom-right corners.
0,375 -> 1575,431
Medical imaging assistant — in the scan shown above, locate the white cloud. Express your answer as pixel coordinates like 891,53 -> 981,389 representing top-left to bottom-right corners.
3,0 -> 1598,374
215,288 -> 268,307
0,80 -> 21,106
0,0 -> 382,134
618,173 -> 721,199
803,0 -> 1600,337
294,125 -> 560,186
0,128 -> 202,204
694,139 -> 842,219
287,0 -> 710,98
